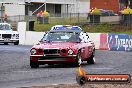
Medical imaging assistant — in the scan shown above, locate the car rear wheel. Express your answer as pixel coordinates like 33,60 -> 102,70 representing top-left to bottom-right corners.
30,60 -> 39,68
87,51 -> 95,64
75,51 -> 82,67
14,41 -> 19,45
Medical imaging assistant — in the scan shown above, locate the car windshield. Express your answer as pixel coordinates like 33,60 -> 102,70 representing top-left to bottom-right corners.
42,32 -> 81,42
0,24 -> 12,30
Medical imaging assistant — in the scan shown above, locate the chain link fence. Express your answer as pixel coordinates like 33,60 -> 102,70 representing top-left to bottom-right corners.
5,13 -> 123,24
4,13 -> 132,31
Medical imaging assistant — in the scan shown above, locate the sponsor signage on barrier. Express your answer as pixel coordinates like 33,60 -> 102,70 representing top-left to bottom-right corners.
100,33 -> 132,51
108,34 -> 132,51
76,67 -> 131,85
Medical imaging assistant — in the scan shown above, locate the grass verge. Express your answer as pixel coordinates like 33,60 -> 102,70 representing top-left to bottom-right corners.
34,21 -> 132,35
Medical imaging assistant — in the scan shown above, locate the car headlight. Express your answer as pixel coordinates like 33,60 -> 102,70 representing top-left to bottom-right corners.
31,49 -> 36,55
68,49 -> 73,55
13,34 -> 15,37
12,34 -> 15,38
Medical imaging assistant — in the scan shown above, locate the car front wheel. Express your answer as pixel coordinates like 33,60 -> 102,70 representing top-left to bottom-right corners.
30,60 -> 39,68
75,51 -> 82,67
14,41 -> 19,45
87,51 -> 95,64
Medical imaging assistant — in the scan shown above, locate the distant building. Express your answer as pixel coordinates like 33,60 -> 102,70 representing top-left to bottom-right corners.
90,0 -> 119,13
0,0 -> 25,16
90,0 -> 132,13
26,0 -> 90,15
0,0 -> 90,16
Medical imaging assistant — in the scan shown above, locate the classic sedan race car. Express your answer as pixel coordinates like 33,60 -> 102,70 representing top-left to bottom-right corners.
0,23 -> 19,45
30,25 -> 95,68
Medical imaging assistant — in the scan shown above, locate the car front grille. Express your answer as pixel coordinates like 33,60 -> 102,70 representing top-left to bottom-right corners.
2,34 -> 11,38
44,49 -> 60,54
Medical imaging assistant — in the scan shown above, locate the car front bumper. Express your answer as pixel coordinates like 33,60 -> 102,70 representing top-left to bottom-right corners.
30,55 -> 77,64
0,39 -> 19,43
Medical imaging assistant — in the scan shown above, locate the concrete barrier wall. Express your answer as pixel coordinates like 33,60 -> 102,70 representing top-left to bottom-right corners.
18,22 -> 44,45
87,33 -> 100,49
22,32 -> 101,49
17,22 -> 26,45
17,22 -> 132,51
22,32 -> 132,51
25,31 -> 44,45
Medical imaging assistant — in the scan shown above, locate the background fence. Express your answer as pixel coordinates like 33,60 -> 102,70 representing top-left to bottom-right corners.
2,13 -> 132,31
5,13 -> 122,24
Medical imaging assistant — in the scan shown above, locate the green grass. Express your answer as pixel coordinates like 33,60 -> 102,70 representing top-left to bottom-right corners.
34,17 -> 83,31
82,24 -> 132,35
33,17 -> 132,35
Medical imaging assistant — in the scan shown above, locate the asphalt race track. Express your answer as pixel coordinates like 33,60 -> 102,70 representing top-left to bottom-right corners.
0,45 -> 132,88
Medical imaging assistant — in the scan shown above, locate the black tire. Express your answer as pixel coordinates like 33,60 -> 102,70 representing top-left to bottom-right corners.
87,51 -> 95,64
30,60 -> 39,68
4,42 -> 8,45
14,41 -> 19,45
75,51 -> 82,67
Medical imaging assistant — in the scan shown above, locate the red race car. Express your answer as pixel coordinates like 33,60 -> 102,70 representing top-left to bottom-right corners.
30,25 -> 95,68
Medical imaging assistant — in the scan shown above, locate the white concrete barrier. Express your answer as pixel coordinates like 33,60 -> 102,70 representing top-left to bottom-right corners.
17,22 -> 101,49
87,33 -> 100,49
25,31 -> 44,45
23,31 -> 100,49
17,22 -> 26,45
17,22 -> 45,45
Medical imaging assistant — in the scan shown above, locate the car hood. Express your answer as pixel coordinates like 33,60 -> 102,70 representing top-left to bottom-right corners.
0,30 -> 18,34
32,42 -> 80,49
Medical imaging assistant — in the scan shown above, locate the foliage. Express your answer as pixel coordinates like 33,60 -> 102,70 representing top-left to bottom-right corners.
90,8 -> 101,15
120,8 -> 132,14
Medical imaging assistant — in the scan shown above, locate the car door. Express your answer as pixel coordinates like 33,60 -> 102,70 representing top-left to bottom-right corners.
80,32 -> 93,60
80,42 -> 90,60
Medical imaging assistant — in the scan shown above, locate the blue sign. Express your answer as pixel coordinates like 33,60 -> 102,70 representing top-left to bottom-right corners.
52,25 -> 82,31
108,34 -> 132,51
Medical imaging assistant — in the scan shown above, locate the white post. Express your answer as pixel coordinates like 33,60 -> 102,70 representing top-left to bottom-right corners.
45,2 -> 46,11
128,0 -> 130,8
17,22 -> 26,45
